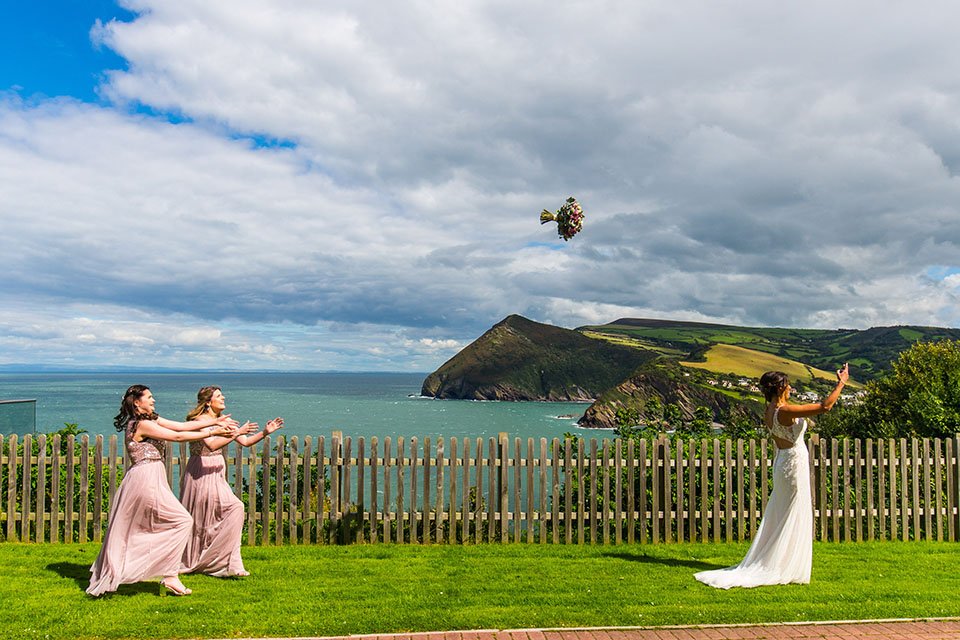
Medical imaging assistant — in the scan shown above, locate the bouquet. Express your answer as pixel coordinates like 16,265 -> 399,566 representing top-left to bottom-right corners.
540,196 -> 584,241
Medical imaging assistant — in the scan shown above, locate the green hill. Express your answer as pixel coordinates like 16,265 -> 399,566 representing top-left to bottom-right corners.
421,315 -> 657,400
580,318 -> 960,381
422,315 -> 960,430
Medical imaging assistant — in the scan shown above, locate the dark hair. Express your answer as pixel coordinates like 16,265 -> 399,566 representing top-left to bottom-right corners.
758,371 -> 789,403
113,384 -> 158,432
187,385 -> 221,421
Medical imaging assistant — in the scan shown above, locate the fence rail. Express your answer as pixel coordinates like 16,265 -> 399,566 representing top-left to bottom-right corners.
3,433 -> 959,545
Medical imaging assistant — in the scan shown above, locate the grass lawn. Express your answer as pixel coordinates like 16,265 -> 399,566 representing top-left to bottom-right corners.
2,541 -> 958,640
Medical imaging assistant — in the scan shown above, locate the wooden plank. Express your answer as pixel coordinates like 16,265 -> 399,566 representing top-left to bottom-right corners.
316,437 -> 327,544
526,438 -> 536,544
434,438 -> 445,544
286,438 -> 298,544
275,435 -> 286,546
698,439 -> 708,544
79,435 -> 89,544
259,436 -> 271,545
551,438 -> 560,544
899,438 -> 908,541
946,438 -> 955,542
448,438 -> 458,544
911,438 -> 921,540
601,439 -> 611,545
854,439 -> 863,542
397,437 -> 406,544
735,439 -> 744,542
1,436 -> 11,541
499,436 -> 509,543
460,438 -> 471,544
638,438 -> 648,544
651,438 -> 660,544
383,436 -> 392,543
92,435 -> 104,543
539,438 -> 548,544
355,437 -> 365,543
626,438 -> 636,544
923,439 -> 932,540
422,437 -> 432,544
723,439 -> 732,542
842,439 -> 851,542
687,440 -> 696,542
473,438 -> 483,544
750,439 -> 759,541
20,434 -> 32,541
486,437 -> 496,543
302,438 -> 313,543
831,439 -> 839,542
65,435 -> 76,543
341,436 -> 352,544
513,437 -> 522,543
410,436 -> 420,543
944,438 -> 960,542
51,435 -> 61,543
36,434 -> 47,543
562,438 -> 573,544
576,438 -> 585,545
663,438 -> 673,543
866,438 -> 875,541
615,438 -> 623,544
887,438 -> 900,540
877,438 -> 886,540
245,440 -> 256,544
807,437 -> 816,540
712,439 -> 721,543
934,438 -> 943,542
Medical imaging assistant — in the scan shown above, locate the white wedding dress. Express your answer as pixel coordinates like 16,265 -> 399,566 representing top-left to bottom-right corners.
695,407 -> 812,589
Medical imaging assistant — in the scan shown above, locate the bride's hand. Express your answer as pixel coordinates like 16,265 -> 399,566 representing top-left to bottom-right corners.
837,363 -> 849,384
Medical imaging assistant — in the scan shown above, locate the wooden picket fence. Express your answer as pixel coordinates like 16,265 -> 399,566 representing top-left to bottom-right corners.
2,432 -> 959,545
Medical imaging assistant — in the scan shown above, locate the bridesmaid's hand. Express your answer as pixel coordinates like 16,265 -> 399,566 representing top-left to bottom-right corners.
264,417 -> 284,435
217,414 -> 240,429
237,421 -> 259,436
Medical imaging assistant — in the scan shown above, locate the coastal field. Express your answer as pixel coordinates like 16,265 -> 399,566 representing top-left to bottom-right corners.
2,541 -> 957,639
680,344 -> 839,382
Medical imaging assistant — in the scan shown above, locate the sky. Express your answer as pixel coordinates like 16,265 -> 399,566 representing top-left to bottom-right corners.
1,1 -> 959,372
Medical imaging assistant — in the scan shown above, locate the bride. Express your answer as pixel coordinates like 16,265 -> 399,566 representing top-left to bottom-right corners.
695,363 -> 849,589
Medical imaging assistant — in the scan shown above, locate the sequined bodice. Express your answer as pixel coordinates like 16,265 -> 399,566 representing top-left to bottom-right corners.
189,439 -> 223,457
125,422 -> 166,465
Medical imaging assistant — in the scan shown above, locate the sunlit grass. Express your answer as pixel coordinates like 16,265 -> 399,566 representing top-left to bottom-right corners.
3,541 -> 957,639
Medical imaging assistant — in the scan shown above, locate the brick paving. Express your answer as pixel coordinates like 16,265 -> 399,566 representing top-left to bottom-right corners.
239,619 -> 960,640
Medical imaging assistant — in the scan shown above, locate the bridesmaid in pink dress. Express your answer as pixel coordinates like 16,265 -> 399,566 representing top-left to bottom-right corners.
180,386 -> 283,577
87,385 -> 238,597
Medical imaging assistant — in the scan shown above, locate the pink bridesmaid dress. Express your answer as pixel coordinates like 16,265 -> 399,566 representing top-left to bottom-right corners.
179,440 -> 247,576
87,426 -> 193,596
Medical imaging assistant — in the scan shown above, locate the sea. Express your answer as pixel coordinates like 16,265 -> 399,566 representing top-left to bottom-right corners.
0,372 -> 600,442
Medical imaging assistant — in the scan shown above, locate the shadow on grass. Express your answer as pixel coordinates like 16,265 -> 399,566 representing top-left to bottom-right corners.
603,551 -> 724,570
46,562 -> 158,597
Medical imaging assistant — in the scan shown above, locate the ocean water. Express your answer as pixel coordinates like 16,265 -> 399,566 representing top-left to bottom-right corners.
0,372 -> 599,442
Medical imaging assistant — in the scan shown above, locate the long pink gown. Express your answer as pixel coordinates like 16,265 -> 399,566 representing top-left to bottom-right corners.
179,439 -> 247,577
87,425 -> 192,596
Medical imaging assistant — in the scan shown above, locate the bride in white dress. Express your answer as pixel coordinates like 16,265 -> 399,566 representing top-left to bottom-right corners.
695,363 -> 850,589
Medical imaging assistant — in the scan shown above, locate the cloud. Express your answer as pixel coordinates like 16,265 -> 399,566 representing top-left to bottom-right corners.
2,0 -> 960,370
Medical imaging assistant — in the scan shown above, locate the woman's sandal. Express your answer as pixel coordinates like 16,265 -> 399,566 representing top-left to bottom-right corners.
159,578 -> 192,596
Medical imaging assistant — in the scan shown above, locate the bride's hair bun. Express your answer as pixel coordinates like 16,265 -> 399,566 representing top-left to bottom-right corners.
759,371 -> 789,403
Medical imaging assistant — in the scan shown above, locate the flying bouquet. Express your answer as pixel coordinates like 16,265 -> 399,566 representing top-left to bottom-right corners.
540,196 -> 584,241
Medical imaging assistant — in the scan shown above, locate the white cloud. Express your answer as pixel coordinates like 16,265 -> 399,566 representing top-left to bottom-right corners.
3,0 -> 960,370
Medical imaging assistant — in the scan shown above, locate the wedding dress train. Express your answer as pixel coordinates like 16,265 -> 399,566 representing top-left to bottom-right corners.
694,409 -> 812,589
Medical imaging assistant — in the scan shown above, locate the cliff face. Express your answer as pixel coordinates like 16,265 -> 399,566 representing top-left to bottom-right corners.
577,368 -> 761,429
421,315 -> 656,401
